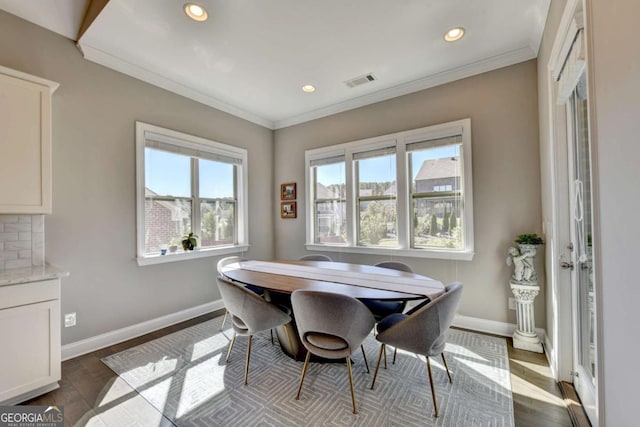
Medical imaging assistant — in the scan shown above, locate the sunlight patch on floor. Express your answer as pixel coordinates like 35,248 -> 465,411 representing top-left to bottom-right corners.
446,343 -> 490,362
176,354 -> 226,419
88,378 -> 171,426
190,332 -> 231,362
121,356 -> 178,389
99,377 -> 137,407
510,374 -> 565,406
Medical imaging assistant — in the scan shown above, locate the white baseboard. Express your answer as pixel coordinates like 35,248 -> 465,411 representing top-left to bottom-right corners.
62,304 -> 545,361
453,314 -> 546,343
61,300 -> 225,361
544,334 -> 558,378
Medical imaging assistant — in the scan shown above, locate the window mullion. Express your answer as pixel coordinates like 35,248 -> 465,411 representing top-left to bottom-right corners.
347,152 -> 356,246
192,157 -> 200,240
395,141 -> 408,249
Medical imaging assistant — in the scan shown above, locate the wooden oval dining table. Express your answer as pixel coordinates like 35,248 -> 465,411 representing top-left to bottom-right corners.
219,259 -> 445,360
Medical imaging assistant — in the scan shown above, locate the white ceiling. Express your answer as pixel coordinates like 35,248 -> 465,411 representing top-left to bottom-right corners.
0,0 -> 550,129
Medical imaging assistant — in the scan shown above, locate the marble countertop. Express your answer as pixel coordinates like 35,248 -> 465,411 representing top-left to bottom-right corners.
0,265 -> 69,287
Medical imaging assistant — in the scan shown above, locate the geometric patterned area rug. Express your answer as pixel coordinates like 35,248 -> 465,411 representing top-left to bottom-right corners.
102,315 -> 514,426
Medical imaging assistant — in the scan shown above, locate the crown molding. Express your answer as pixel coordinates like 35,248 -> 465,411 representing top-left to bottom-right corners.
76,42 -> 275,129
274,46 -> 537,129
77,42 -> 536,131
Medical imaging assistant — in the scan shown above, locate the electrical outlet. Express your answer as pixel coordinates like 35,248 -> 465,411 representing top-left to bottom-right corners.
508,298 -> 516,311
64,312 -> 76,327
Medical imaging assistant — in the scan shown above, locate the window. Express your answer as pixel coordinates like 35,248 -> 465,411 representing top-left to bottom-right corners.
136,122 -> 248,265
305,119 -> 474,260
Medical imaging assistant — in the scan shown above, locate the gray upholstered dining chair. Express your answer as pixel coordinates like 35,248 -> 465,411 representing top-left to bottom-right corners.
370,282 -> 463,418
291,289 -> 375,414
297,254 -> 333,261
362,261 -> 419,365
216,276 -> 292,385
363,261 -> 413,320
217,256 -> 264,331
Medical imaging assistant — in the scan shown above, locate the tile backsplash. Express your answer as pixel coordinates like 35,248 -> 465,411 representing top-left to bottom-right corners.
0,215 -> 44,271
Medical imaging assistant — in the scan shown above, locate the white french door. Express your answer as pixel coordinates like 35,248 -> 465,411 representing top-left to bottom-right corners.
565,72 -> 598,424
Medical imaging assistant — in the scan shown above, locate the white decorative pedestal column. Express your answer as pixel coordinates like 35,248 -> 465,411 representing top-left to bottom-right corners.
510,283 -> 543,353
506,242 -> 544,353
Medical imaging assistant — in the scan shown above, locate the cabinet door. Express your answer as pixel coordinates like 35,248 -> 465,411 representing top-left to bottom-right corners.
0,299 -> 61,402
0,72 -> 53,213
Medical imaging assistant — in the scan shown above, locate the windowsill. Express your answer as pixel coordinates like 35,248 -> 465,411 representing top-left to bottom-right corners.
137,244 -> 250,266
304,243 -> 474,261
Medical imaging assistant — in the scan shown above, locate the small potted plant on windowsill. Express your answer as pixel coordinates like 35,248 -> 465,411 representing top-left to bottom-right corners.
168,238 -> 179,253
181,232 -> 198,251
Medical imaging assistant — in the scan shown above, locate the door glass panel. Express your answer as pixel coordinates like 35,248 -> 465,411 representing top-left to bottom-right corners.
572,74 -> 596,384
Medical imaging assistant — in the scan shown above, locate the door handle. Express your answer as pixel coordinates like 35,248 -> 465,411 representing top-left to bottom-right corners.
560,261 -> 574,270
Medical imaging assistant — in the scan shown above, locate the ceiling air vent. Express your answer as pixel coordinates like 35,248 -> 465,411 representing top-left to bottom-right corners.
345,73 -> 376,88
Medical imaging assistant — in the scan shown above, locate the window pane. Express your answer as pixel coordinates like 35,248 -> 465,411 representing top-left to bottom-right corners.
357,154 -> 396,197
412,197 -> 462,249
314,162 -> 346,244
411,145 -> 461,193
200,200 -> 235,247
144,199 -> 192,253
315,162 -> 345,199
199,159 -> 235,199
315,201 -> 346,244
145,148 -> 191,197
411,144 -> 462,249
358,200 -> 398,247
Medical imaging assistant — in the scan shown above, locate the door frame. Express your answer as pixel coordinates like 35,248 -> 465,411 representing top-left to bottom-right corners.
546,0 -> 583,385
547,0 -> 602,425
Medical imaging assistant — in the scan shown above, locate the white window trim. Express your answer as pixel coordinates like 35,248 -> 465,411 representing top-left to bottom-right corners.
305,118 -> 474,261
135,121 -> 249,266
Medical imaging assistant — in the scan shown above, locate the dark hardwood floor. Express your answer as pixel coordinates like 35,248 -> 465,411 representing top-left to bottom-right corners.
24,312 -> 584,426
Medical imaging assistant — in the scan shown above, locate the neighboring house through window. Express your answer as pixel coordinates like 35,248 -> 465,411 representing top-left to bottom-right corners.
136,122 -> 249,265
305,118 -> 474,260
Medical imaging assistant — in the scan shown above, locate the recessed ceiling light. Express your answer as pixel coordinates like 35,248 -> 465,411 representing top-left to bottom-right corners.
184,3 -> 208,22
301,84 -> 316,93
444,27 -> 465,42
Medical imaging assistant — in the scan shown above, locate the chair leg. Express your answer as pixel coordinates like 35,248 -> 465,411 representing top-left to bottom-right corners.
244,335 -> 253,385
346,356 -> 357,414
270,329 -> 274,345
220,309 -> 228,331
441,352 -> 452,383
370,343 -> 385,390
225,332 -> 237,363
383,344 -> 388,369
360,344 -> 370,373
295,351 -> 312,400
426,356 -> 439,417
393,347 -> 398,364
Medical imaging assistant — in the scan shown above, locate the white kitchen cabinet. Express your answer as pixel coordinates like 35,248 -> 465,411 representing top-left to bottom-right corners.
0,65 -> 59,214
0,278 -> 61,404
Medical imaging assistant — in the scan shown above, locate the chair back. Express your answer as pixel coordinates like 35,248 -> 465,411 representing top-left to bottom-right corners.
291,290 -> 374,359
298,254 -> 333,261
374,261 -> 413,273
217,256 -> 248,275
216,277 -> 290,335
376,282 -> 463,356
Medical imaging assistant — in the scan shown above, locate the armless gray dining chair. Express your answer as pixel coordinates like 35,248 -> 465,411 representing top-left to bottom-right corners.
291,289 -> 375,414
362,261 -> 419,364
297,254 -> 333,261
370,282 -> 463,418
363,261 -> 413,320
217,256 -> 262,331
216,277 -> 292,385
